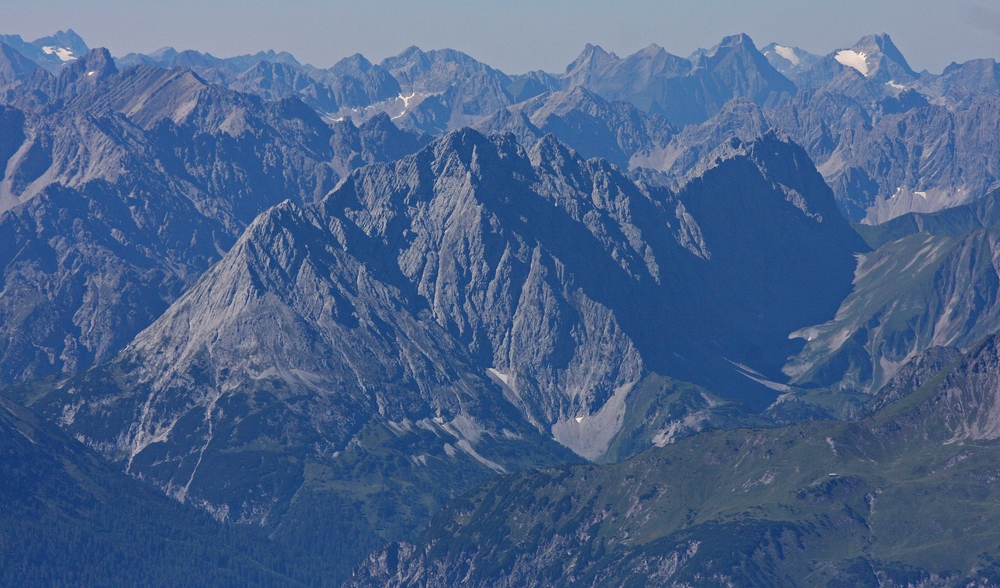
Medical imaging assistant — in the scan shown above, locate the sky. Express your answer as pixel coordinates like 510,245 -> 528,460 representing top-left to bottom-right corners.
3,0 -> 1000,75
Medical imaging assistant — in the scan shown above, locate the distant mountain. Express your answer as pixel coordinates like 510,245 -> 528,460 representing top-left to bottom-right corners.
770,88 -> 1000,222
580,33 -> 1000,223
474,86 -> 677,170
349,334 -> 1000,587
10,27 -> 1000,587
562,34 -> 796,126
374,47 -> 516,133
792,33 -> 918,100
632,97 -> 771,184
0,29 -> 88,71
52,30 -> 1000,224
917,57 -> 1000,103
115,47 -> 401,116
760,43 -> 821,77
116,47 -> 302,72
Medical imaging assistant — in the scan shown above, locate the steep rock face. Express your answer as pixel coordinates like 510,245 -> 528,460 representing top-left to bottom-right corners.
0,60 -> 427,384
24,128 -> 865,494
561,43 -> 692,111
313,53 -> 403,111
751,35 -> 1000,222
35,199 -> 570,510
667,134 -> 866,389
0,180 -> 225,383
892,335 -> 1000,442
919,58 -> 1000,103
504,70 -> 562,103
322,131 -> 653,433
229,60 -> 317,103
22,191 -> 578,583
328,112 -> 432,178
320,129 -> 863,427
633,97 -> 771,183
348,334 -> 1000,588
1,47 -> 119,112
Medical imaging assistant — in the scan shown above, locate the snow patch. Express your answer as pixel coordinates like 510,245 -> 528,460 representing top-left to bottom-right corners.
726,359 -> 792,393
773,45 -> 799,65
455,439 -> 506,473
42,46 -> 76,62
886,80 -> 905,90
487,368 -> 512,387
835,50 -> 869,75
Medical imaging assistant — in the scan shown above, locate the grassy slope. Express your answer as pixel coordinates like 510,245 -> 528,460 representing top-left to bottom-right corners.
352,343 -> 1000,586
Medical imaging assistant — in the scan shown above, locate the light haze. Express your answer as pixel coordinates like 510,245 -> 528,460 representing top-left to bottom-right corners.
3,0 -> 1000,74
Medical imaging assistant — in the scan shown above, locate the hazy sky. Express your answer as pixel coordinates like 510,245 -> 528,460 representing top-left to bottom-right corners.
4,0 -> 1000,74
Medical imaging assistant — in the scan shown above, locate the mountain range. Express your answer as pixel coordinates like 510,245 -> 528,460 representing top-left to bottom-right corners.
4,26 -> 1000,587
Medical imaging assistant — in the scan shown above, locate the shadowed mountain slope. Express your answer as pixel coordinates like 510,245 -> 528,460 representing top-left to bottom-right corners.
0,394 -> 313,588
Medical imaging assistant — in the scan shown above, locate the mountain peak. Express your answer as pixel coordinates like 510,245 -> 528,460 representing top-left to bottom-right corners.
856,33 -> 914,73
696,33 -> 756,63
834,33 -> 916,80
565,43 -> 618,75
703,33 -> 763,60
720,33 -> 754,47
31,29 -> 89,59
148,46 -> 178,60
